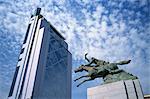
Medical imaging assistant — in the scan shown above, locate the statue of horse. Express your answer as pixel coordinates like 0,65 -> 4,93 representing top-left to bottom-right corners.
74,58 -> 138,87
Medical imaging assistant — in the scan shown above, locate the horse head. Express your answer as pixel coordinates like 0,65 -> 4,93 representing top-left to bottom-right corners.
74,65 -> 85,73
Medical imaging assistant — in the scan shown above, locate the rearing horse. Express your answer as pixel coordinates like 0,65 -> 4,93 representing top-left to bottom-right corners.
74,65 -> 109,87
74,54 -> 137,87
74,63 -> 137,87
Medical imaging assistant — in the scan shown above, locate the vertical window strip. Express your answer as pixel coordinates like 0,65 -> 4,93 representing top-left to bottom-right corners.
8,67 -> 20,97
23,24 -> 31,44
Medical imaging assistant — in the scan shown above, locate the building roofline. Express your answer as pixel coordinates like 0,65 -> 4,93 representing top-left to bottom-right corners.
49,23 -> 65,40
32,8 -> 65,40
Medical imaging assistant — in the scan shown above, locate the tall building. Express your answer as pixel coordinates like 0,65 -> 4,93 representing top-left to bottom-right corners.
8,8 -> 72,99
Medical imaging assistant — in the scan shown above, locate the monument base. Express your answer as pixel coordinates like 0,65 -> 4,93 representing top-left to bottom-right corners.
87,79 -> 144,99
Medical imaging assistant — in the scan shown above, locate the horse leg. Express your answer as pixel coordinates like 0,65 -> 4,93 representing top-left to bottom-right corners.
74,75 -> 90,82
77,78 -> 93,87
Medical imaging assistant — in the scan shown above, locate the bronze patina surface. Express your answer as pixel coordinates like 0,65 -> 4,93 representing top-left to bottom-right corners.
74,53 -> 137,87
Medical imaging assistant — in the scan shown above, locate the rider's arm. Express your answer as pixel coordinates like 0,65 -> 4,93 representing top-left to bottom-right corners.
85,60 -> 94,66
85,53 -> 90,62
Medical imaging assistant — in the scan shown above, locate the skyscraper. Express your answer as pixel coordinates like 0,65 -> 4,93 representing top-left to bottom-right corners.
8,8 -> 72,99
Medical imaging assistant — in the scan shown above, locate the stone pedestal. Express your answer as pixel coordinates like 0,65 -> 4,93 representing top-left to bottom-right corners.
87,79 -> 144,99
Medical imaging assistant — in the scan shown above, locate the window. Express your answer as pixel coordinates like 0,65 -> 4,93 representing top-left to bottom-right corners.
8,67 -> 20,97
20,48 -> 25,54
23,24 -> 31,44
18,58 -> 22,61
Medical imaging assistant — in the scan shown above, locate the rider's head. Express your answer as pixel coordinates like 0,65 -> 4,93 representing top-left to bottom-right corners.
91,57 -> 95,60
91,57 -> 110,65
91,57 -> 99,61
103,61 -> 109,65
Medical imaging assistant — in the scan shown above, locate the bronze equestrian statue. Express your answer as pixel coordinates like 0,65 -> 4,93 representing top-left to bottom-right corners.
74,53 -> 138,87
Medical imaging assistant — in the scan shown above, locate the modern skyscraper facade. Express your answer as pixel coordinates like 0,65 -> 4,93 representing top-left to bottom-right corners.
8,8 -> 72,99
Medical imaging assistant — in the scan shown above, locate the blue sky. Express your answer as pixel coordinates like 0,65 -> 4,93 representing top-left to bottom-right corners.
0,0 -> 150,99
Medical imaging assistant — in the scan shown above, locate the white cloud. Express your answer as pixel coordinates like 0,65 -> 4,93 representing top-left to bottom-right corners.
0,0 -> 149,98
